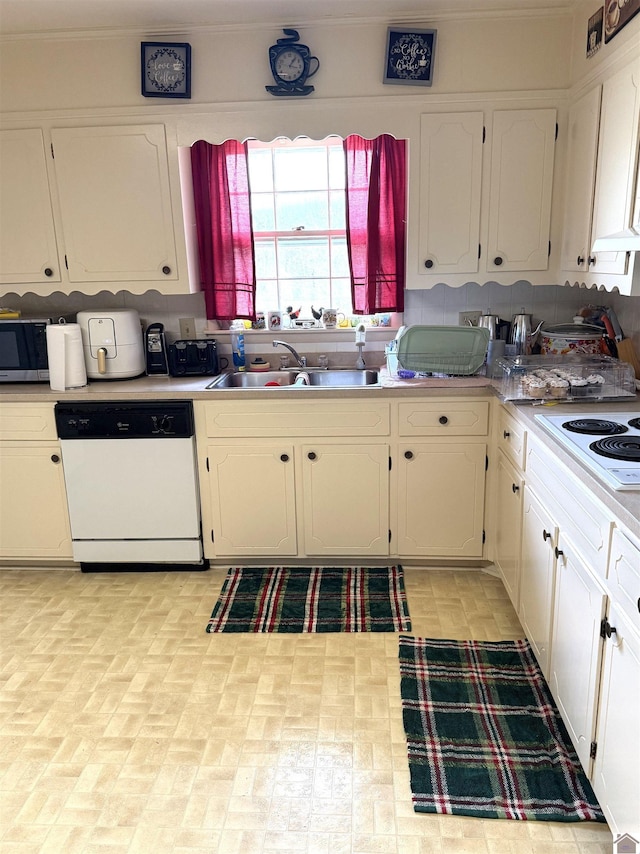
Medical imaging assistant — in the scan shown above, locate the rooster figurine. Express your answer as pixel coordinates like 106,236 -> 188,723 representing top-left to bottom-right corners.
311,306 -> 324,321
287,306 -> 301,321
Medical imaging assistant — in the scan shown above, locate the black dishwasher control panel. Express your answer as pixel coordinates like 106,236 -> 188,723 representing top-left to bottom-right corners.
54,401 -> 194,439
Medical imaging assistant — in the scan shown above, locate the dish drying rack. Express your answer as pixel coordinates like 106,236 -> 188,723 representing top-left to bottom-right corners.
394,325 -> 490,376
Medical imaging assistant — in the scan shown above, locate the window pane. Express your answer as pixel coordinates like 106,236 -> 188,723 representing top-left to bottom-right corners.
277,237 -> 330,279
331,278 -> 353,314
329,190 -> 346,229
247,148 -> 273,192
274,147 -> 328,191
330,237 -> 350,277
328,145 -> 345,189
251,193 -> 276,231
276,191 -> 329,230
280,279 -> 332,314
255,280 -> 278,314
254,239 -> 277,278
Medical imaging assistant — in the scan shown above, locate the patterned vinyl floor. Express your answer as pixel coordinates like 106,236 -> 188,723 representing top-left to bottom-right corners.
0,566 -> 613,854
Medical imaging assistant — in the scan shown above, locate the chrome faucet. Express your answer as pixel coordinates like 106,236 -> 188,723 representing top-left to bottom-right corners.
272,339 -> 307,368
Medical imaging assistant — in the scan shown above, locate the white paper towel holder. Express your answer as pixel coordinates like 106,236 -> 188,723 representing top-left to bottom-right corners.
46,318 -> 88,391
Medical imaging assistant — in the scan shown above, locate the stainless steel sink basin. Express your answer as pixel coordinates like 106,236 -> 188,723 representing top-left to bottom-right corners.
206,369 -> 379,389
206,371 -> 297,388
306,369 -> 379,387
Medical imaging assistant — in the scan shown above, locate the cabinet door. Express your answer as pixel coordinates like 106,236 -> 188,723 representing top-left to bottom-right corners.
487,109 -> 556,272
560,86 -> 601,274
549,534 -> 607,772
418,112 -> 484,277
0,443 -> 71,558
592,606 -> 640,840
590,61 -> 640,276
519,488 -> 558,679
206,444 -> 297,557
0,129 -> 61,286
50,125 -> 178,283
494,452 -> 523,611
396,442 -> 486,558
302,443 -> 389,557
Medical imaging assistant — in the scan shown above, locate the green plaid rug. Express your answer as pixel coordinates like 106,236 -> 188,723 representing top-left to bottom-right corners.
399,636 -> 605,822
206,566 -> 411,633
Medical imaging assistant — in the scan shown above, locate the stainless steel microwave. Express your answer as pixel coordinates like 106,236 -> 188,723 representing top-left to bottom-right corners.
0,318 -> 50,382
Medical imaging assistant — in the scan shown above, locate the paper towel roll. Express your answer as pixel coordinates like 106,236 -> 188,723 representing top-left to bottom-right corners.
46,323 -> 87,391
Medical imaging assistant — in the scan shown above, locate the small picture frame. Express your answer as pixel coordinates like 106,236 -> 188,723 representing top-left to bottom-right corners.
141,42 -> 191,98
384,27 -> 437,87
587,7 -> 604,58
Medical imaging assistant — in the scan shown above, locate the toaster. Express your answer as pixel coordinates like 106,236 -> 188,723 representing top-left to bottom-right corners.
168,339 -> 221,376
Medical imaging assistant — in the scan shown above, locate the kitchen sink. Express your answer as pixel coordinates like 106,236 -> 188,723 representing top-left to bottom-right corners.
206,368 -> 379,389
306,369 -> 379,387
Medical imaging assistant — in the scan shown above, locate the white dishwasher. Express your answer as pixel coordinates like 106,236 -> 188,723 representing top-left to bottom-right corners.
55,401 -> 205,570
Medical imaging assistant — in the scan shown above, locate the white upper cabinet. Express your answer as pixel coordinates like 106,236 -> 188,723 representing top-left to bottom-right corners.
418,112 -> 484,277
0,123 -> 192,297
416,107 -> 557,287
0,129 -> 61,286
486,109 -> 557,273
560,86 -> 602,274
51,125 -> 178,285
560,57 -> 640,294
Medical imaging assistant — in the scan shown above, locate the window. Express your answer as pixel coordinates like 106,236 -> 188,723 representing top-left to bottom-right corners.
189,133 -> 407,320
247,137 -> 352,315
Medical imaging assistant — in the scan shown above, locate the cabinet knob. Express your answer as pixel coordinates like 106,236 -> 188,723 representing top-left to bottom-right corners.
512,483 -> 519,493
503,430 -> 510,439
542,529 -> 551,542
162,265 -> 171,275
493,256 -> 503,266
554,546 -> 564,559
424,258 -> 434,269
604,621 -> 617,639
307,451 -> 317,461
44,267 -> 54,277
576,255 -> 584,266
439,415 -> 449,425
588,255 -> 596,266
280,453 -> 289,463
404,450 -> 414,460
51,454 -> 60,463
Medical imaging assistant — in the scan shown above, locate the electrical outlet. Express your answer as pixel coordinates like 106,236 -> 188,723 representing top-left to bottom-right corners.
459,311 -> 482,327
179,317 -> 196,339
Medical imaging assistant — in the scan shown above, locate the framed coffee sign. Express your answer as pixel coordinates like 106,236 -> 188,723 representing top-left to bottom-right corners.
384,27 -> 437,87
141,42 -> 191,98
604,0 -> 640,42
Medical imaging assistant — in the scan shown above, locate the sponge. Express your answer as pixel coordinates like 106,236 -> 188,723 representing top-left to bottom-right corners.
249,358 -> 271,372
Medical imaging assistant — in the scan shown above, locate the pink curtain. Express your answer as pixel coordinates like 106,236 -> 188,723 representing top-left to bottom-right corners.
343,134 -> 407,314
190,140 -> 256,320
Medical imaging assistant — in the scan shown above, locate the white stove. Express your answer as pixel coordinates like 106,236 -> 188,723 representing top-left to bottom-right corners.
535,411 -> 640,491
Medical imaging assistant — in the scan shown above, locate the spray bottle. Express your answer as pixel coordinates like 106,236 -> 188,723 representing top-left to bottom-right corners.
230,320 -> 246,371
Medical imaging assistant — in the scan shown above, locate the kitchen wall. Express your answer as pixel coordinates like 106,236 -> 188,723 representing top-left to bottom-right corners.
1,6 -> 639,350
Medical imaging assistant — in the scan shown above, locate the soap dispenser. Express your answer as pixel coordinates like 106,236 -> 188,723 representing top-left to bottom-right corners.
355,323 -> 366,369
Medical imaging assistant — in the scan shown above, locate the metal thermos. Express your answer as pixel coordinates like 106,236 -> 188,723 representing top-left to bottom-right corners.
509,312 -> 544,356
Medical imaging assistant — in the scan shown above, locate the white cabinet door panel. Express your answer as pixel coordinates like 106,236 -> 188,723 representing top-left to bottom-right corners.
550,535 -> 607,772
487,109 -> 556,272
418,112 -> 483,276
51,125 -> 177,283
0,129 -> 61,286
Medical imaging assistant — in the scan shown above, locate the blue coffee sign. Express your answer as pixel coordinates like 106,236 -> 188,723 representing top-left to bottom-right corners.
384,28 -> 437,87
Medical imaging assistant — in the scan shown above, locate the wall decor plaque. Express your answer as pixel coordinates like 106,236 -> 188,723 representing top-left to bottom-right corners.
604,0 -> 640,42
141,42 -> 191,98
384,27 -> 437,87
587,7 -> 604,57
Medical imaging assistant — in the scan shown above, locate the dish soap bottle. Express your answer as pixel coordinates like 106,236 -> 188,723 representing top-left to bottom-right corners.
230,321 -> 246,372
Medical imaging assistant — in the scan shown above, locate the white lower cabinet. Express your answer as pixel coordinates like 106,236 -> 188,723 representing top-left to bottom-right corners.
549,533 -> 607,773
395,441 -> 486,558
518,488 -> 557,680
592,605 -> 640,839
0,404 -> 72,559
205,443 -> 297,557
301,443 -> 389,556
493,451 -> 523,609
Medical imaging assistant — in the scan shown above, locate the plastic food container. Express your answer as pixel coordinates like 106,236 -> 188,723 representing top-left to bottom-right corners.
493,354 -> 636,402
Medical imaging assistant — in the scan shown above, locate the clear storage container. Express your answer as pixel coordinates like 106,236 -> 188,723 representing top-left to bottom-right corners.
493,354 -> 636,402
